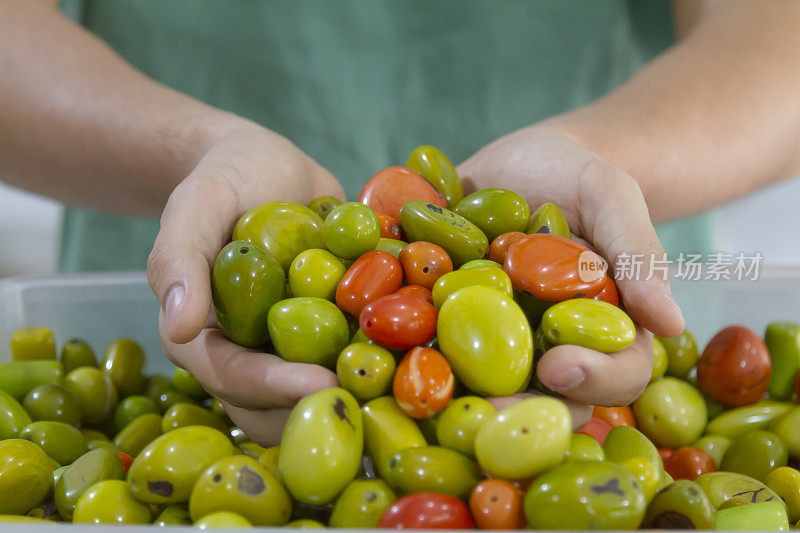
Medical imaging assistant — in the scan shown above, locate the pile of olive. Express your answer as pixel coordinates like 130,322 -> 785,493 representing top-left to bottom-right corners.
1,144 -> 799,529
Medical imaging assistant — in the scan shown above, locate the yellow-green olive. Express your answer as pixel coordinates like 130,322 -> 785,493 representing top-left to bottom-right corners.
73,479 -> 151,524
362,396 -> 426,481
60,339 -> 97,374
526,202 -> 570,238
55,447 -> 124,520
0,388 -> 33,439
10,327 -> 56,361
435,396 -> 495,458
19,421 -> 88,466
63,367 -> 119,427
113,412 -> 163,457
329,479 -> 395,528
101,339 -> 147,397
540,299 -> 635,353
161,403 -> 227,434
0,439 -> 53,515
431,266 -> 512,309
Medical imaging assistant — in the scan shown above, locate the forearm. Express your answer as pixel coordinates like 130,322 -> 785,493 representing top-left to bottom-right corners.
545,0 -> 800,222
0,0 -> 254,217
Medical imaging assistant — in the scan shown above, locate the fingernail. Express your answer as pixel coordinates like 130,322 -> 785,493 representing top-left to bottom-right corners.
165,284 -> 185,326
549,367 -> 585,392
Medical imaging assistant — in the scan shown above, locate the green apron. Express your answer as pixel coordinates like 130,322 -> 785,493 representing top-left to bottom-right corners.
59,0 -> 713,272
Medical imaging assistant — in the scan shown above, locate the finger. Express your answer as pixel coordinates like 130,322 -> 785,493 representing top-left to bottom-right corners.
160,311 -> 339,409
219,401 -> 290,447
576,161 -> 684,337
148,172 -> 241,344
486,392 -> 593,431
536,327 -> 654,407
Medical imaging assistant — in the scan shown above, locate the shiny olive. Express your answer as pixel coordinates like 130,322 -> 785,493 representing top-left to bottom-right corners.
460,258 -> 502,270
438,286 -> 532,396
399,199 -> 489,266
238,441 -> 268,459
651,337 -> 668,383
73,479 -> 151,524
154,503 -> 192,526
374,238 -> 407,259
526,202 -> 570,238
656,329 -> 699,380
431,266 -> 512,309
155,390 -> 196,413
101,338 -> 146,397
113,395 -> 159,433
0,439 -> 53,515
603,425 -> 665,495
329,479 -> 396,528
0,388 -> 33,439
566,433 -> 605,462
0,360 -> 63,401
23,384 -> 82,427
170,368 -> 207,401
10,326 -> 56,361
289,249 -> 346,301
765,466 -> 800,523
454,188 -> 530,242
642,479 -> 714,529
64,367 -> 119,427
162,403 -> 227,433
524,460 -> 646,530
435,396 -> 495,458
233,201 -> 325,271
19,421 -> 88,466
693,434 -> 732,468
268,297 -> 350,367
695,471 -> 781,507
128,426 -> 235,504
257,446 -> 282,484
307,195 -> 341,220
765,322 -> 800,400
475,396 -> 571,479
209,398 -> 233,426
212,240 -> 286,348
406,145 -> 464,208
322,202 -> 380,259
336,343 -> 396,401
714,500 -> 789,531
60,339 -> 97,373
770,405 -> 800,458
279,388 -> 363,504
633,377 -> 707,448
706,401 -> 793,439
55,447 -> 124,520
721,430 -> 788,481
362,396 -> 426,481
540,298 -> 635,352
387,446 -> 481,501
195,510 -> 253,528
189,455 -> 291,526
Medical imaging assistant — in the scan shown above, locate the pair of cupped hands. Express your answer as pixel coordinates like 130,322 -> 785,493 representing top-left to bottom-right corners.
146,124 -> 685,445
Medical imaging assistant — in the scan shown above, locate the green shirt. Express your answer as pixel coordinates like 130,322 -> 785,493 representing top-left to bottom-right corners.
59,0 -> 713,272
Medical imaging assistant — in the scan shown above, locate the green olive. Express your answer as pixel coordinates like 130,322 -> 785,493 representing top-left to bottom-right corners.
385,445 -> 481,499
10,327 -> 56,361
721,430 -> 788,481
0,439 -> 53,515
161,403 -> 227,433
706,401 -> 793,438
475,396 -> 571,479
23,384 -> 82,427
435,396 -> 495,458
656,329 -> 699,380
765,466 -> 800,524
73,479 -> 151,524
268,297 -> 350,367
64,367 -> 119,427
279,388 -> 363,505
438,286 -> 532,396
693,434 -> 732,468
399,200 -> 489,266
195,510 -> 253,528
714,500 -> 789,531
87,440 -> 118,452
171,368 -> 207,401
55,447 -> 124,520
322,202 -> 380,259
209,398 -> 233,426
0,360 -> 63,401
770,405 -> 800,458
19,421 -> 88,466
406,145 -> 464,208
144,375 -> 173,402
233,201 -> 325,271
80,428 -> 108,442
642,479 -> 714,529
540,299 -> 636,352
695,471 -> 782,508
361,396 -> 426,481
765,322 -> 800,400
114,412 -> 167,462
238,441 -> 268,460
566,433 -> 605,462
603,425 -> 665,494
336,343 -> 396,401
154,503 -> 192,526
374,238 -> 407,259
459,258 -> 502,270
156,390 -> 197,413
0,388 -> 33,439
128,426 -> 235,504
651,337 -> 668,383
633,377 -> 707,448
257,446 -> 282,485
454,188 -> 530,242
431,266 -> 512,309
101,338 -> 147,397
289,249 -> 347,301
212,240 -> 286,348
307,195 -> 342,220
189,455 -> 291,526
60,339 -> 97,374
113,395 -> 159,433
524,460 -> 646,530
329,479 -> 395,528
526,202 -> 570,238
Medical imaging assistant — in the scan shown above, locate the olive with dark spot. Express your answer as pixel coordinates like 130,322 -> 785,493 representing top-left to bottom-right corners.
642,479 -> 714,529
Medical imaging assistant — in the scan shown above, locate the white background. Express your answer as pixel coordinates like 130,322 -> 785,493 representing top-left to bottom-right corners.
0,177 -> 799,278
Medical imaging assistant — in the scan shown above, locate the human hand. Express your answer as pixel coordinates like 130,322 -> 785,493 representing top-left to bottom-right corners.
147,127 -> 344,445
458,125 -> 685,429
